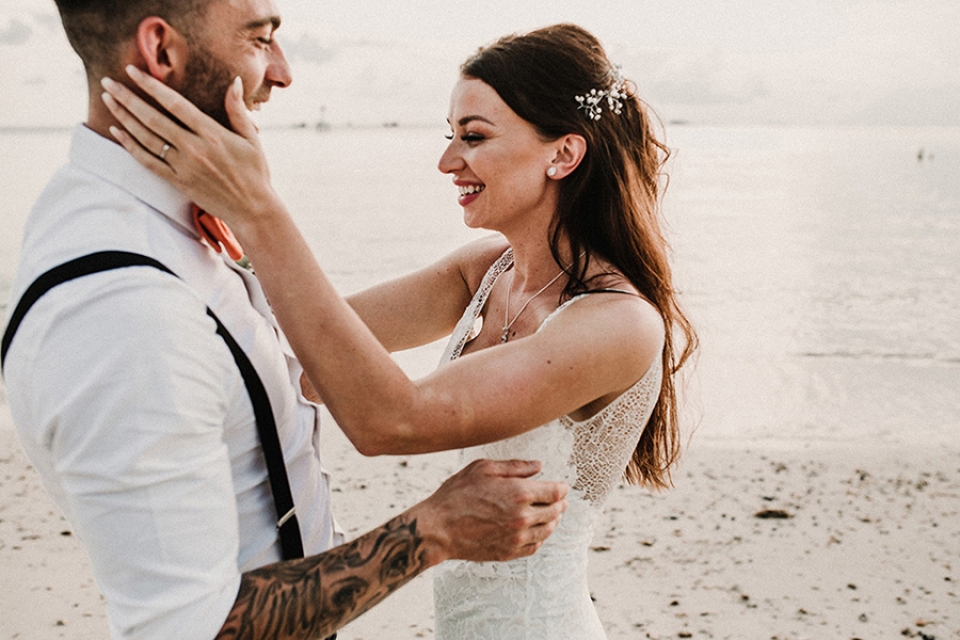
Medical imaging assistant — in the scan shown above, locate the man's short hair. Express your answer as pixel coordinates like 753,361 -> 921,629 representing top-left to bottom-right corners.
54,0 -> 210,74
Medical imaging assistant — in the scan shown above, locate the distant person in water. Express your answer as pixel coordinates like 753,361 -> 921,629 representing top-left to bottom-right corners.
103,22 -> 697,638
1,1 -> 569,638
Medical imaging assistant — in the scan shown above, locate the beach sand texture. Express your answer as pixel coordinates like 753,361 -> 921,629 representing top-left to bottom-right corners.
2,408 -> 958,639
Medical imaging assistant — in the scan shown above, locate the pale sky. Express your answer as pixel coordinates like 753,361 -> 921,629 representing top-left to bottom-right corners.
1,0 -> 958,127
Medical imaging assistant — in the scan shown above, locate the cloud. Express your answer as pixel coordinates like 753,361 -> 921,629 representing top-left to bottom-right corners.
283,32 -> 336,66
0,9 -> 85,127
1,0 -> 958,127
0,17 -> 31,45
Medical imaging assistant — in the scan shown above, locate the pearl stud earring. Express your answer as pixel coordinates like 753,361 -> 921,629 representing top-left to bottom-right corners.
547,166 -> 558,177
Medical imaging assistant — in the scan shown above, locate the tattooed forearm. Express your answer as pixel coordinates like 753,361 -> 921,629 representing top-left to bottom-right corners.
216,515 -> 433,640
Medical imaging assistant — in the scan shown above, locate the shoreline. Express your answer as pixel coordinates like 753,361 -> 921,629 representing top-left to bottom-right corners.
2,406 -> 957,639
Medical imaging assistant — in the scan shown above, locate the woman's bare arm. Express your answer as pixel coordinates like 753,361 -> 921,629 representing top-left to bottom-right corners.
346,235 -> 508,352
240,207 -> 662,455
100,68 -> 663,455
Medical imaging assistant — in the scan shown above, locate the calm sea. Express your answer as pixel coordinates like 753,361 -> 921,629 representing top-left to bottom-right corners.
2,125 -> 958,447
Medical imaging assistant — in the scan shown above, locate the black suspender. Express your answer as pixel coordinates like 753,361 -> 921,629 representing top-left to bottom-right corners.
2,252 -> 175,365
205,310 -> 304,560
1,250 -> 304,560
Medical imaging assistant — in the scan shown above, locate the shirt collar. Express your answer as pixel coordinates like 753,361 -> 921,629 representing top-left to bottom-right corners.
69,124 -> 199,239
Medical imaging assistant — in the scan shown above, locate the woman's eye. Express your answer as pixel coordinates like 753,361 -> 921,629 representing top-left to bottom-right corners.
444,132 -> 484,144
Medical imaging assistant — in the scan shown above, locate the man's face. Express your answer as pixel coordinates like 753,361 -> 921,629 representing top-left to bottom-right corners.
178,0 -> 292,128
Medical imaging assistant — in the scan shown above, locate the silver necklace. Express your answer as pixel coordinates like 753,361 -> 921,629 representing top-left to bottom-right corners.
501,266 -> 567,344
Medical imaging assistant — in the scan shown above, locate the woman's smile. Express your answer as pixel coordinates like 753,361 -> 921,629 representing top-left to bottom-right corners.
456,181 -> 486,206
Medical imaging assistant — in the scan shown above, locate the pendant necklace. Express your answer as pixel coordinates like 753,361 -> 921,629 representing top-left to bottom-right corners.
501,266 -> 568,344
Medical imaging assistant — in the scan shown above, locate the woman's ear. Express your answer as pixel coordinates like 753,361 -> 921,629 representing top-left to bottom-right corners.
135,16 -> 189,82
547,133 -> 587,180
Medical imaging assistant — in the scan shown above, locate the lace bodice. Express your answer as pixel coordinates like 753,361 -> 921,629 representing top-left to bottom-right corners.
434,250 -> 662,639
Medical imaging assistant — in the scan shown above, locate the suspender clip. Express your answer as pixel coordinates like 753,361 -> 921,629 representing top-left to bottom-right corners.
277,507 -> 297,530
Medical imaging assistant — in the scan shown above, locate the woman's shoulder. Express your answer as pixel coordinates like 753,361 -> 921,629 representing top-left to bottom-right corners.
546,270 -> 665,371
564,286 -> 664,344
533,284 -> 663,406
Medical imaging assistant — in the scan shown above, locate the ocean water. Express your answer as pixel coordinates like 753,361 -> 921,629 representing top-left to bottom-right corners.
2,125 -> 958,448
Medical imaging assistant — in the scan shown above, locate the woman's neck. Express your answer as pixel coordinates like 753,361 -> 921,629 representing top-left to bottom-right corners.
506,232 -> 575,294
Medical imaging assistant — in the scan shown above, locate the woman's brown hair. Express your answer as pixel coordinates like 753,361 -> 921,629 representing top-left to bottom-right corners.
461,23 -> 698,489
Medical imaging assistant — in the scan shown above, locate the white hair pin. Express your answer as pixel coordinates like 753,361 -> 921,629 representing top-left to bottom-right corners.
575,65 -> 626,121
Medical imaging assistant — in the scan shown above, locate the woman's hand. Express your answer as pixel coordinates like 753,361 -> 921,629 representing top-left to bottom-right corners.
100,65 -> 284,234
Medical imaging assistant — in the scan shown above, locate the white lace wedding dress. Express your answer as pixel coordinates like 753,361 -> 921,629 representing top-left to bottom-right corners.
433,250 -> 663,639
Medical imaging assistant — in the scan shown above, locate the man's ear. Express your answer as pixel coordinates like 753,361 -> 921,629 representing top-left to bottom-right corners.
547,133 -> 587,180
135,16 -> 189,82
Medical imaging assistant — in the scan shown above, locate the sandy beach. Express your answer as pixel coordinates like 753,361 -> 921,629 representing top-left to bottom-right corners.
2,397 -> 957,640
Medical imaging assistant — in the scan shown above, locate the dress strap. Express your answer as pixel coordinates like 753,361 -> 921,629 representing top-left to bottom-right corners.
581,288 -> 639,296
441,248 -> 514,362
535,287 -> 642,334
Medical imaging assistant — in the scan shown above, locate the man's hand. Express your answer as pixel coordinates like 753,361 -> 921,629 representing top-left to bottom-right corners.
413,459 -> 569,564
216,459 -> 566,639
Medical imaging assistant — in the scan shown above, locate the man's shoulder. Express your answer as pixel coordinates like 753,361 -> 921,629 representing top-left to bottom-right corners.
18,129 -> 197,291
5,174 -> 220,380
18,166 -> 152,271
5,257 -> 211,361
14,169 -> 206,305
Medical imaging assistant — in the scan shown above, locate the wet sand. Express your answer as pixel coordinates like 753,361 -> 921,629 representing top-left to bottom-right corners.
1,406 -> 958,639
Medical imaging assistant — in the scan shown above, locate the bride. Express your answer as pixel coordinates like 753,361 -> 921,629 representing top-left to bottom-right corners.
102,23 -> 696,638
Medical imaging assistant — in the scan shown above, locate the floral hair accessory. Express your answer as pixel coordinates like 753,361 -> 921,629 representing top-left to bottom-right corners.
575,65 -> 626,121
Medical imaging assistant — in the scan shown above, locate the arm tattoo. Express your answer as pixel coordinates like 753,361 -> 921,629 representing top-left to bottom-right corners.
216,515 -> 431,639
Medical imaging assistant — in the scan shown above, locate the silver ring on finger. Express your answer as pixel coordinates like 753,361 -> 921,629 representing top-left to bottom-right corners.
159,142 -> 172,161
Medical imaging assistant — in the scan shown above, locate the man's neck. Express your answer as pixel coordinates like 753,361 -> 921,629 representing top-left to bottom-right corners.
85,90 -> 121,141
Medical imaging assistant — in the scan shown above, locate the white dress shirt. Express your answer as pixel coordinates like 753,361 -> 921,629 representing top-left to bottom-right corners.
3,125 -> 343,640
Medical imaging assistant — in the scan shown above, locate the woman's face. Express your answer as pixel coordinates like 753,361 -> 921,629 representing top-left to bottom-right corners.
438,78 -> 558,232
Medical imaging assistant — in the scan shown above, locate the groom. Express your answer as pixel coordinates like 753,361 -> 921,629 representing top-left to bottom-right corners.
1,0 -> 568,639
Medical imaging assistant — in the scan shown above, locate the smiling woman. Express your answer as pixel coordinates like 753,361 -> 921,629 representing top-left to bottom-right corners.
99,21 -> 696,639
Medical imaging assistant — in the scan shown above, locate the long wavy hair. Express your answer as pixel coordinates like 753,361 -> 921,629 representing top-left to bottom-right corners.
461,23 -> 697,489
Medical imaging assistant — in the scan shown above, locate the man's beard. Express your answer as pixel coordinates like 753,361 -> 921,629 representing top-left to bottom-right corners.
180,45 -> 239,130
